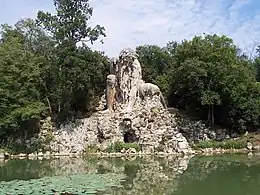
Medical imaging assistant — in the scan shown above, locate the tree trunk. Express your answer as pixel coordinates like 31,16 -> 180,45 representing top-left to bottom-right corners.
208,107 -> 211,127
39,76 -> 53,116
46,97 -> 52,116
211,105 -> 215,128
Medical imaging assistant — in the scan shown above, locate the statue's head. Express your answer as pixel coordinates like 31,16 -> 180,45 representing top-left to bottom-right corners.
109,57 -> 118,74
109,57 -> 118,65
106,74 -> 116,87
119,48 -> 138,64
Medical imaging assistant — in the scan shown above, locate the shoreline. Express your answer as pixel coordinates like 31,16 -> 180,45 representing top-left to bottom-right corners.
0,147 -> 258,160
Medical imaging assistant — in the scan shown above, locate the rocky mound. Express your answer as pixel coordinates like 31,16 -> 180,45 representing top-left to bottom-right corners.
49,48 -> 193,155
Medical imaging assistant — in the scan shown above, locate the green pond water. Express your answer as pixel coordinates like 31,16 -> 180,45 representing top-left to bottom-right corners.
0,154 -> 260,194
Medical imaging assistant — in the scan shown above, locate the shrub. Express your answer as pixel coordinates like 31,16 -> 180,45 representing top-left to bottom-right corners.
106,141 -> 141,153
192,139 -> 247,150
85,145 -> 99,153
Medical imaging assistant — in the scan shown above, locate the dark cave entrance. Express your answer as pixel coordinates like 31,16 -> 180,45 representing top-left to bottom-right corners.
123,131 -> 137,143
120,118 -> 138,143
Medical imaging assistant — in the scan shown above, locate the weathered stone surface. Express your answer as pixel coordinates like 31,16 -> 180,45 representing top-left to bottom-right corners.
23,116 -> 54,153
253,145 -> 260,151
50,48 -> 193,154
18,153 -> 27,157
102,74 -> 116,113
247,142 -> 253,150
174,113 -> 230,143
28,153 -> 37,158
50,106 -> 193,154
0,153 -> 4,159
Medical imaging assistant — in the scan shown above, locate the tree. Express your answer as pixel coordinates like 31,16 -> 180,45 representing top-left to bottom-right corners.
37,0 -> 105,44
0,32 -> 46,137
253,45 -> 260,82
136,45 -> 173,96
36,0 -> 107,121
0,0 -> 109,145
1,19 -> 57,116
168,34 -> 260,130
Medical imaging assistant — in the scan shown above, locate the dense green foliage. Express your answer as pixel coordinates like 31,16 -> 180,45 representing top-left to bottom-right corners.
0,25 -> 47,137
137,35 -> 260,132
254,46 -> 260,82
136,44 -> 174,95
107,142 -> 141,153
192,139 -> 247,150
0,0 -> 108,142
36,0 -> 107,121
0,0 -> 259,145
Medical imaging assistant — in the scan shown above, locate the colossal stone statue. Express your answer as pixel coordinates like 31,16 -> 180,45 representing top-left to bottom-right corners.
50,48 -> 193,155
103,48 -> 166,112
102,74 -> 116,113
118,49 -> 142,112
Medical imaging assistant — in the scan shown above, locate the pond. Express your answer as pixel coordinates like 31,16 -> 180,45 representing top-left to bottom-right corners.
0,154 -> 260,194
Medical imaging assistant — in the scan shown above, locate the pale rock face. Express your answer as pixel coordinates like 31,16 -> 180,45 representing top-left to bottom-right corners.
103,74 -> 116,113
247,142 -> 253,150
50,48 -> 193,154
111,48 -> 143,112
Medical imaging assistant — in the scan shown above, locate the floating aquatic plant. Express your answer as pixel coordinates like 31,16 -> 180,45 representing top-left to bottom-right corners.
0,173 -> 125,194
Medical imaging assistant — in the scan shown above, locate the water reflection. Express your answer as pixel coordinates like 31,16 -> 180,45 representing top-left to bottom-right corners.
111,155 -> 192,195
0,154 -> 260,195
0,159 -> 53,181
175,155 -> 260,195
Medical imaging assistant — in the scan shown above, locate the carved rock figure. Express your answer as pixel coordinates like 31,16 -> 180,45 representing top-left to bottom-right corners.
103,48 -> 167,112
123,58 -> 142,112
115,48 -> 142,112
109,57 -> 118,75
138,82 -> 167,108
104,74 -> 116,113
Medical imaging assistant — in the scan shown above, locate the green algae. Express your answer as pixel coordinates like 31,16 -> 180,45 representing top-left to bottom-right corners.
0,173 -> 125,194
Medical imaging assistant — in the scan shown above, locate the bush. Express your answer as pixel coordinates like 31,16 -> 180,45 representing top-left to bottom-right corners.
106,141 -> 141,153
84,145 -> 99,153
192,139 -> 247,150
4,140 -> 46,155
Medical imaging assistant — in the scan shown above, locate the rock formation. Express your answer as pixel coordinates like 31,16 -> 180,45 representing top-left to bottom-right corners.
103,74 -> 116,113
138,81 -> 167,108
50,48 -> 193,154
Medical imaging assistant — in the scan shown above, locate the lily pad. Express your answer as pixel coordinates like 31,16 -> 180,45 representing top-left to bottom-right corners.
0,173 -> 125,194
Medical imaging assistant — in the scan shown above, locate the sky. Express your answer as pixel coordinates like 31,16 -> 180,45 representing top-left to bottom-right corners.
0,0 -> 260,57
